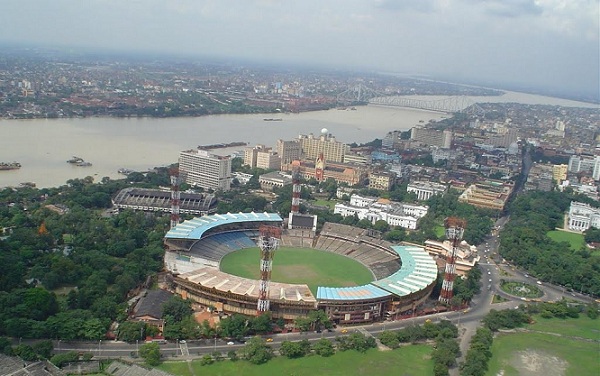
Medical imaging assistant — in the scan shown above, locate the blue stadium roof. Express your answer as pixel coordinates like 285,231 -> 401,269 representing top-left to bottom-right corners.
371,245 -> 438,297
316,245 -> 437,301
165,212 -> 283,240
316,285 -> 390,301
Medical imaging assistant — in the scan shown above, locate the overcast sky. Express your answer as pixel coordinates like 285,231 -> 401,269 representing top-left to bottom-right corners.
1,0 -> 598,100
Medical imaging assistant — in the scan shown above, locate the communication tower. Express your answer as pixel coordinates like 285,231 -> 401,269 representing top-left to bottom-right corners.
170,168 -> 181,230
257,225 -> 281,314
439,217 -> 466,305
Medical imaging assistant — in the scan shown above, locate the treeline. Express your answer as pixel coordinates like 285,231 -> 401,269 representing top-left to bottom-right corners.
499,191 -> 600,296
0,174 -> 171,340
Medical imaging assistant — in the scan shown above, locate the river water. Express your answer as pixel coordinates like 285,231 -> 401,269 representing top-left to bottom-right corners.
0,91 -> 597,189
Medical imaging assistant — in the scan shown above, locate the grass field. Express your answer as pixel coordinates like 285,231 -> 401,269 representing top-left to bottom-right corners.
547,230 -> 585,250
486,315 -> 600,376
434,225 -> 445,239
527,315 -> 600,341
158,345 -> 434,376
220,247 -> 374,295
310,199 -> 338,209
485,331 -> 598,376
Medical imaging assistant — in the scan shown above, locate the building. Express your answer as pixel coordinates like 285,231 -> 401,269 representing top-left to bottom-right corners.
258,171 -> 293,191
458,180 -> 513,210
343,152 -> 371,165
552,164 -> 568,183
411,128 -> 452,149
333,194 -> 428,230
593,156 -> 600,181
568,154 -> 597,174
282,160 -> 367,186
130,289 -> 174,334
244,144 -> 280,169
369,171 -> 396,191
112,187 -> 217,216
179,149 -> 232,191
568,202 -> 600,232
407,181 -> 447,201
297,131 -> 348,163
423,239 -> 480,276
277,139 -> 302,166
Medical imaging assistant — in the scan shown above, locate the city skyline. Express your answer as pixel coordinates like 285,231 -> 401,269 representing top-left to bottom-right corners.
1,0 -> 598,102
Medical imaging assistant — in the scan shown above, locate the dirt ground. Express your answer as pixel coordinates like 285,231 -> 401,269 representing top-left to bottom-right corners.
496,350 -> 568,376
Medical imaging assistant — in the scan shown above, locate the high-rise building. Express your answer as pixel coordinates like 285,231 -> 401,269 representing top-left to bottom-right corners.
179,149 -> 232,191
244,144 -> 269,168
256,150 -> 281,170
410,128 -> 453,149
552,164 -> 568,183
297,131 -> 348,163
276,139 -> 302,166
593,156 -> 600,181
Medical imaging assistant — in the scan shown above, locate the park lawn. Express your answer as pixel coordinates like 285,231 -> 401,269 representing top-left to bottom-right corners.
547,230 -> 585,250
158,345 -> 434,376
310,199 -> 337,209
527,315 -> 600,340
486,332 -> 598,376
220,247 -> 373,295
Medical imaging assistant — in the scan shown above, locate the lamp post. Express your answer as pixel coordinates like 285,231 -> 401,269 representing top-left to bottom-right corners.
136,340 -> 139,357
98,340 -> 101,358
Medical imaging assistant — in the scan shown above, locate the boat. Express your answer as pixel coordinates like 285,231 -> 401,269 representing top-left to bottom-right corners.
76,161 -> 92,167
118,168 -> 135,175
19,182 -> 36,188
67,156 -> 84,164
263,118 -> 283,121
0,162 -> 21,170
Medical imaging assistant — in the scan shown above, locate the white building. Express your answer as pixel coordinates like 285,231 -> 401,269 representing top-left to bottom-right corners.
333,194 -> 428,230
179,149 -> 232,191
407,181 -> 448,201
568,201 -> 600,232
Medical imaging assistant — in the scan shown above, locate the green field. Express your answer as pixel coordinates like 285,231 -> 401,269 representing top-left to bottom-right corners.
158,345 -> 434,376
434,225 -> 445,239
310,199 -> 338,209
527,315 -> 600,341
499,281 -> 542,298
220,247 -> 374,295
486,315 -> 600,376
547,230 -> 585,250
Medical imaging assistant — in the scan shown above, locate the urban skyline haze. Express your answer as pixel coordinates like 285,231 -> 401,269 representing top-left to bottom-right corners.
1,0 -> 598,102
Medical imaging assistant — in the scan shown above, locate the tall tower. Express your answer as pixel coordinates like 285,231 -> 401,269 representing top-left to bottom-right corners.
257,225 -> 281,314
315,152 -> 325,182
291,166 -> 301,214
170,168 -> 181,230
439,217 -> 466,305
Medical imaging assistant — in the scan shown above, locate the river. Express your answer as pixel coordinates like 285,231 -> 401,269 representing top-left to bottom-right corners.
0,91 -> 597,189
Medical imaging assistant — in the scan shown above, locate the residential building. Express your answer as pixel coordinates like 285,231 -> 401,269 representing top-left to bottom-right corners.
458,180 -> 513,210
297,132 -> 348,163
179,149 -> 232,191
368,171 -> 396,191
276,139 -> 302,166
552,164 -> 568,183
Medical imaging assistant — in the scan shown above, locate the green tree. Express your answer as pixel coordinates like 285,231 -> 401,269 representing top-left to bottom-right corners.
161,296 -> 193,323
312,338 -> 334,357
241,337 -> 273,365
280,340 -> 305,358
32,340 -> 54,359
139,342 -> 161,366
220,314 -> 249,340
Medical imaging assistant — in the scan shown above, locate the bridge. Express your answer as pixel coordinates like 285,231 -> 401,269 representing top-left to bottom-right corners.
337,83 -> 485,115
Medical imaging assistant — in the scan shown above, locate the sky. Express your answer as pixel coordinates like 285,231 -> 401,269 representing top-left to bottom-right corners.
1,0 -> 599,100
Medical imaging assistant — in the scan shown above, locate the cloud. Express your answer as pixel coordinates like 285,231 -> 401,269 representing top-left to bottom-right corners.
471,0 -> 544,18
374,0 -> 438,13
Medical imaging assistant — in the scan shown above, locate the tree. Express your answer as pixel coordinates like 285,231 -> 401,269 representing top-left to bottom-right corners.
373,220 -> 390,233
241,337 -> 273,365
220,314 -> 249,340
139,342 -> 161,366
312,338 -> 334,357
280,341 -> 305,358
378,330 -> 400,349
250,313 -> 273,334
162,296 -> 193,323
32,340 -> 54,359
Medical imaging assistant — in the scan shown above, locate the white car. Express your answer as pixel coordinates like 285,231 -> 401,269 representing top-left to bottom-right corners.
227,341 -> 235,345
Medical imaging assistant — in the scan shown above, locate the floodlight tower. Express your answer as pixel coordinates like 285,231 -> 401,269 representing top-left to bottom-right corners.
257,225 -> 282,314
439,217 -> 467,305
170,168 -> 181,230
291,166 -> 301,214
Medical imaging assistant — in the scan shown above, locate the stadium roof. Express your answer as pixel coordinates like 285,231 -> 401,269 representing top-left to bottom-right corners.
316,284 -> 390,301
316,245 -> 437,301
178,267 -> 316,303
165,212 -> 283,240
371,245 -> 438,297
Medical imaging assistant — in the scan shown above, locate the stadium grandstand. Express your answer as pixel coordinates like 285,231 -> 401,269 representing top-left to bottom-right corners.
163,214 -> 438,324
112,187 -> 217,215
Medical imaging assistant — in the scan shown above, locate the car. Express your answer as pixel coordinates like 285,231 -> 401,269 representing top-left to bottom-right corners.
341,329 -> 348,333
266,338 -> 273,342
524,274 -> 529,278
179,340 -> 186,344
227,341 -> 234,345
536,281 -> 542,285
487,271 -> 491,275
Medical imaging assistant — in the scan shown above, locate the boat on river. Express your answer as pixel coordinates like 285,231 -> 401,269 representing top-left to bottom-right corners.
67,156 -> 84,164
0,162 -> 21,170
